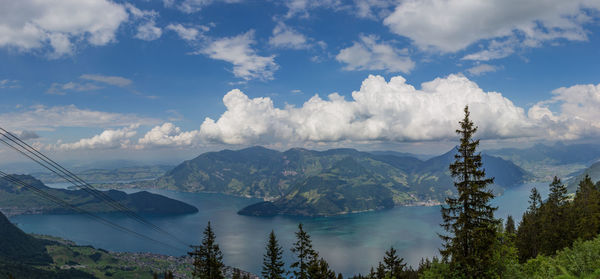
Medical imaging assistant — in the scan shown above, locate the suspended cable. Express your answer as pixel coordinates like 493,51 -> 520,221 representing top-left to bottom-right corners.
0,171 -> 186,252
0,127 -> 189,247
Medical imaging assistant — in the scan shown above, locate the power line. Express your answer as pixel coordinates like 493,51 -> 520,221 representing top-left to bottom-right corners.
0,127 -> 189,248
0,171 -> 186,252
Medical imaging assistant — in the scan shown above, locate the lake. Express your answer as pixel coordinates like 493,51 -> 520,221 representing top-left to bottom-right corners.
10,182 -> 549,277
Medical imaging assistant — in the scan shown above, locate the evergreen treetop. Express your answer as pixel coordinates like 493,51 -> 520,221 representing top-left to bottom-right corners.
439,105 -> 499,278
291,223 -> 318,279
262,230 -> 286,279
189,221 -> 225,279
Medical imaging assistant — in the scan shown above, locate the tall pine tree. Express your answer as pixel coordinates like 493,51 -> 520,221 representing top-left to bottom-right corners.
439,105 -> 499,278
516,187 -> 543,262
540,176 -> 571,255
189,221 -> 225,279
573,175 -> 600,240
262,230 -> 286,279
291,223 -> 318,279
504,215 -> 515,236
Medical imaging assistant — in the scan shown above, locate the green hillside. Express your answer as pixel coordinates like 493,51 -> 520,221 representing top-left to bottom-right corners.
141,146 -> 528,216
0,175 -> 198,216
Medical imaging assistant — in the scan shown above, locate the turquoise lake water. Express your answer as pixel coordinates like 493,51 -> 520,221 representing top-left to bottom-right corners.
10,182 -> 549,277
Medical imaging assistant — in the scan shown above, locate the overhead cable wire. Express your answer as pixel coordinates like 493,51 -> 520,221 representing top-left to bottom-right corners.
0,171 -> 186,252
0,127 -> 188,247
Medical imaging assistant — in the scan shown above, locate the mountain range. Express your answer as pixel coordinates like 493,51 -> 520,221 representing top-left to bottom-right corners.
141,146 -> 529,216
485,143 -> 600,181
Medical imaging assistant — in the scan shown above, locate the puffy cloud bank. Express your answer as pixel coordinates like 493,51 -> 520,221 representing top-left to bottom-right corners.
47,74 -> 600,150
137,74 -> 561,148
58,125 -> 138,150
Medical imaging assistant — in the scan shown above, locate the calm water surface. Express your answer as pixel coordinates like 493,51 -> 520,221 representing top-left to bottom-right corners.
11,183 -> 549,277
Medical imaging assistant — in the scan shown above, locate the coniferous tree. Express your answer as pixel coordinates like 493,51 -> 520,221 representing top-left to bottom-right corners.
528,187 -> 542,212
505,215 -> 516,236
262,230 -> 286,279
232,268 -> 241,279
189,221 -> 225,279
548,176 -> 568,206
375,262 -> 385,279
573,175 -> 600,240
540,176 -> 571,254
165,271 -> 174,279
291,223 -> 318,279
439,105 -> 499,278
383,246 -> 406,278
308,257 -> 336,279
516,187 -> 543,262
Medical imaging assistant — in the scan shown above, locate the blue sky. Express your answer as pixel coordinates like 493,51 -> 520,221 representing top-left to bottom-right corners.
1,0 -> 600,164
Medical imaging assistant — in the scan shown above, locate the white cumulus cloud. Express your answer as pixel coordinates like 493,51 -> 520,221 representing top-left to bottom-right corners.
383,0 -> 600,55
58,125 -> 138,150
268,22 -> 310,49
0,0 -> 128,57
138,74 -> 539,148
466,64 -> 499,76
336,34 -> 414,73
137,123 -> 200,147
200,30 -> 278,80
166,24 -> 204,41
528,83 -> 600,140
135,21 -> 162,41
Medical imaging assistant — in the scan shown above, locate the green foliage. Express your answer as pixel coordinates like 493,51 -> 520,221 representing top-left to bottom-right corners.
419,258 -> 451,279
262,230 -> 286,279
522,235 -> 600,278
573,175 -> 600,241
189,221 -> 225,279
439,106 -> 500,278
504,215 -> 515,236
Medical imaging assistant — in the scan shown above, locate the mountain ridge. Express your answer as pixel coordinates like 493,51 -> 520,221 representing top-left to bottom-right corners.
137,146 -> 528,216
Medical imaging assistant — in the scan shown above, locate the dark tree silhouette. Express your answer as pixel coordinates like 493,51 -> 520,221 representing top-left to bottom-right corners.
383,246 -> 406,278
291,223 -> 317,279
189,221 -> 224,279
439,105 -> 499,278
262,230 -> 286,279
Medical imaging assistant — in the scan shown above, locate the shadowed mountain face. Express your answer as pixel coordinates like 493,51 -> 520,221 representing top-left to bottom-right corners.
152,146 -> 528,216
0,210 -> 52,265
0,175 -> 198,216
567,162 -> 600,192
